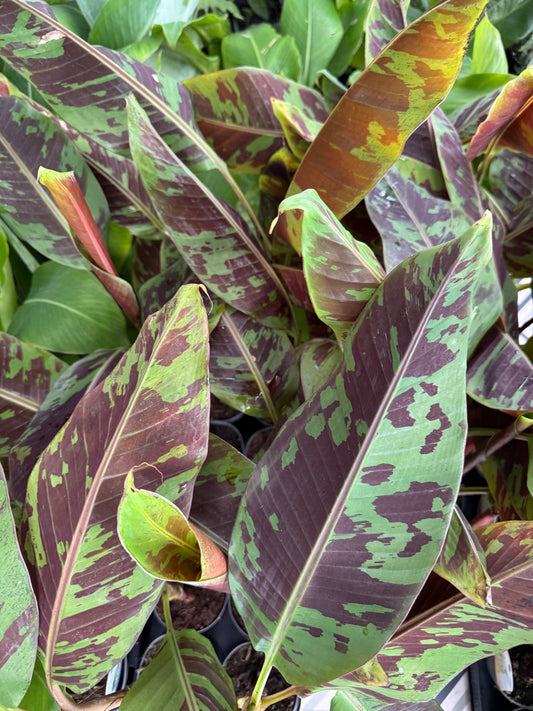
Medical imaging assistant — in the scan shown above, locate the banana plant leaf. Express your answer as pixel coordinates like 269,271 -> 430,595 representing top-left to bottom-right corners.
0,333 -> 65,457
429,109 -> 484,222
433,506 -> 491,607
209,306 -> 299,421
332,693 -> 443,711
183,67 -> 329,172
299,339 -> 342,401
229,219 -> 492,689
0,463 -> 38,707
488,149 -> 533,215
276,189 -> 385,343
120,630 -> 236,711
118,471 -> 228,591
481,439 -> 533,521
364,0 -> 406,62
14,657 -> 59,711
366,166 -> 473,271
0,0 -> 258,233
23,284 -> 210,692
127,95 -> 293,332
9,349 -> 123,502
467,326 -> 533,413
288,0 -> 489,218
504,195 -> 533,277
271,99 -> 322,162
189,434 -> 255,551
328,521 -> 533,704
467,66 -> 533,160
0,94 -> 108,269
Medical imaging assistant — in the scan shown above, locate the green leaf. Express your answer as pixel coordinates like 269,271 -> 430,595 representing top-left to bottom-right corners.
281,0 -> 343,86
222,23 -> 301,81
471,13 -> 508,74
229,220 -> 492,688
0,333 -> 66,457
16,656 -> 60,711
332,692 -> 443,711
89,0 -> 161,49
0,463 -> 38,707
127,94 -> 293,331
276,189 -> 385,343
23,284 -> 210,691
487,0 -> 533,46
289,0 -> 489,218
75,0 -> 107,26
8,262 -> 130,354
209,306 -> 299,421
120,629 -> 236,711
0,228 -> 17,331
433,506 -> 491,607
118,470 -> 228,589
328,0 -> 373,77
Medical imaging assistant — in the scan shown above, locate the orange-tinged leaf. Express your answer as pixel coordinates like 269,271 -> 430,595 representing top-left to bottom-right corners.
288,0 -> 489,218
118,470 -> 228,592
467,67 -> 533,160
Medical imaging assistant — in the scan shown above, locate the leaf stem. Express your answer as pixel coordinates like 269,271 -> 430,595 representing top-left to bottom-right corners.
260,685 -> 303,709
51,684 -> 125,711
248,659 -> 272,710
464,415 -> 533,472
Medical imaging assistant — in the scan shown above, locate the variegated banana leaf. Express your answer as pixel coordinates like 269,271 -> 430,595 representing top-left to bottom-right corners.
209,306 -> 299,421
23,284 -> 210,692
9,349 -> 123,502
229,220 -> 492,689
299,339 -> 343,401
481,438 -> 533,521
429,109 -> 484,222
189,434 -> 255,551
275,189 -> 385,343
366,166 -> 473,271
271,99 -> 322,162
0,0 -> 259,233
329,521 -> 533,704
332,692 -> 443,711
364,0 -> 406,62
467,326 -> 533,413
183,68 -> 329,172
0,463 -> 38,707
0,94 -> 107,269
288,0 -> 489,218
0,333 -> 66,457
127,95 -> 293,332
467,67 -> 533,160
120,630 -> 236,711
504,195 -> 533,277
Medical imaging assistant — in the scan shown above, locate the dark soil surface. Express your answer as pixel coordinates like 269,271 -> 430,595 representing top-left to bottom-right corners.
224,643 -> 299,710
155,583 -> 226,631
508,646 -> 533,707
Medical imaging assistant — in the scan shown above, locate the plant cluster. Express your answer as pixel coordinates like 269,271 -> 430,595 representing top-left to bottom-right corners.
0,0 -> 533,710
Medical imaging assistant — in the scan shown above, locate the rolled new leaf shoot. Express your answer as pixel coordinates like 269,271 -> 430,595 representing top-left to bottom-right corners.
118,470 -> 228,591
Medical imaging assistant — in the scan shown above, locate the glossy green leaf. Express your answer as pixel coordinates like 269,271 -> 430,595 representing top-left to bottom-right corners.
118,470 -> 228,590
76,0 -> 107,26
332,521 -> 533,704
328,0 -> 372,77
487,0 -> 533,46
127,94 -> 292,331
183,68 -> 329,173
289,0 -> 489,218
281,0 -> 343,86
471,13 -> 508,75
88,0 -> 160,49
229,221 -> 492,688
467,67 -> 533,160
24,284 -> 210,691
433,506 -> 491,607
120,629 -> 236,711
209,306 -> 299,421
467,326 -> 533,413
8,262 -> 130,354
190,434 -> 254,551
276,189 -> 385,342
0,333 -> 65,457
0,463 -> 38,707
15,656 -> 60,711
0,94 -> 108,270
9,349 -> 123,503
221,23 -> 300,81
0,228 -> 17,331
